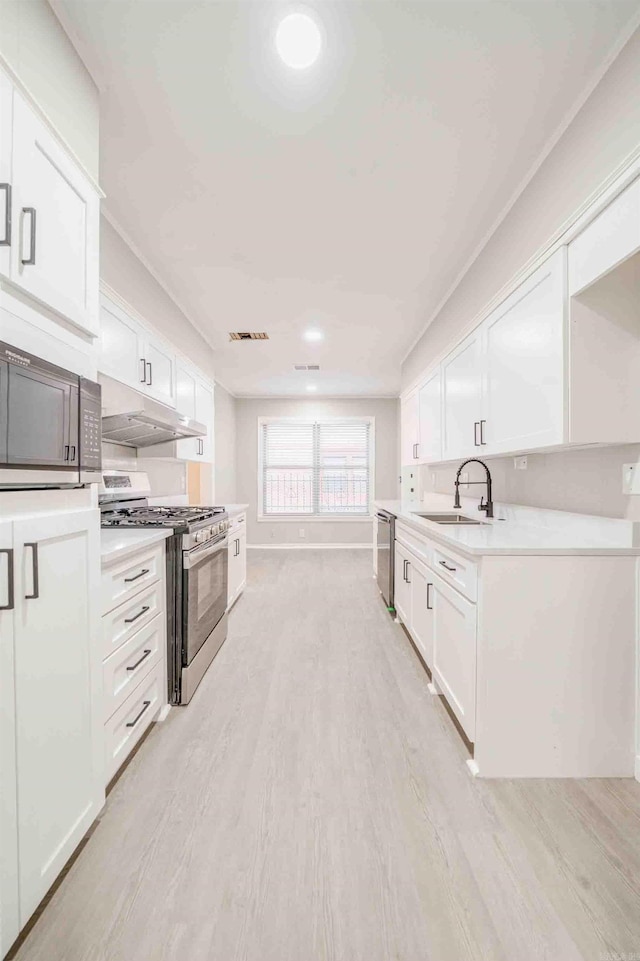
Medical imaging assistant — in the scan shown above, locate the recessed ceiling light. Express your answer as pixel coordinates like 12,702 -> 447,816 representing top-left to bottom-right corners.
303,329 -> 324,342
306,384 -> 317,392
276,12 -> 322,70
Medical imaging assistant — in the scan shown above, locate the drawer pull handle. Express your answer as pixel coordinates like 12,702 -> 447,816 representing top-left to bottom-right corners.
124,604 -> 150,624
124,568 -> 150,583
426,582 -> 433,610
24,542 -> 39,599
0,548 -> 15,611
126,699 -> 151,727
126,649 -> 152,672
439,560 -> 457,573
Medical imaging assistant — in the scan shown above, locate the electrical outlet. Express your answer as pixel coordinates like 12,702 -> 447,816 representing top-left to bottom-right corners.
299,528 -> 306,539
514,455 -> 528,470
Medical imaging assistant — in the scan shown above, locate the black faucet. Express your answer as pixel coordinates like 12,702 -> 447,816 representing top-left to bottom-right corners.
453,458 -> 494,518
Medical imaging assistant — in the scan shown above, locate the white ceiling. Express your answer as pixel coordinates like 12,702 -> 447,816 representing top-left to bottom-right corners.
56,0 -> 640,397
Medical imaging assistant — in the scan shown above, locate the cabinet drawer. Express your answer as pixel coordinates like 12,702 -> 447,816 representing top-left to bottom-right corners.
396,522 -> 434,569
102,580 -> 165,659
431,544 -> 477,602
104,663 -> 163,784
229,512 -> 246,532
103,613 -> 165,721
101,544 -> 164,615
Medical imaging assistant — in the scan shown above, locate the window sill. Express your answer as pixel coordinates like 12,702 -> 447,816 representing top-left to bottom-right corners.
257,515 -> 374,523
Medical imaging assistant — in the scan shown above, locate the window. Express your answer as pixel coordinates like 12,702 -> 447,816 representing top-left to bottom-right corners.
259,418 -> 374,517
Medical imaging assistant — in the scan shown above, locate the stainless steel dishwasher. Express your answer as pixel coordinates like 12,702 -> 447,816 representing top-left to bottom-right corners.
376,510 -> 395,612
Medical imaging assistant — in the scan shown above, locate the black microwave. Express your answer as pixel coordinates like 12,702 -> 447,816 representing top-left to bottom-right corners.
0,340 -> 102,488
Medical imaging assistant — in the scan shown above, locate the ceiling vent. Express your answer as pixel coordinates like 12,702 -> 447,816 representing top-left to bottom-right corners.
294,364 -> 320,371
229,332 -> 269,341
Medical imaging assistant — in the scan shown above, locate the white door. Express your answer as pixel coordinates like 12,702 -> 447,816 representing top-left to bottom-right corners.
393,542 -> 411,626
0,69 -> 13,282
431,573 -> 477,741
400,391 -> 420,466
417,368 -> 442,463
482,250 -> 565,455
195,378 -> 214,462
11,93 -> 99,336
12,510 -> 104,922
143,334 -> 176,407
409,555 -> 434,668
99,297 -> 146,389
442,331 -> 483,461
0,520 -> 19,956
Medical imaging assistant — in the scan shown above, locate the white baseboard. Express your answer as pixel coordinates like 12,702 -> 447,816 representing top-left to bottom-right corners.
635,754 -> 640,783
247,543 -> 371,550
157,704 -> 171,723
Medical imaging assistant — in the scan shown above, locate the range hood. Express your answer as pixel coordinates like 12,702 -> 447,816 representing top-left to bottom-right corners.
100,375 -> 206,448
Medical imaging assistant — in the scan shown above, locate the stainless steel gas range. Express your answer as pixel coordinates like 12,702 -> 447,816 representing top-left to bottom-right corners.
100,471 -> 229,705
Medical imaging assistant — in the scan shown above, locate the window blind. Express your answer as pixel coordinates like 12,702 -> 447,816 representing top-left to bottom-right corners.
261,419 -> 371,516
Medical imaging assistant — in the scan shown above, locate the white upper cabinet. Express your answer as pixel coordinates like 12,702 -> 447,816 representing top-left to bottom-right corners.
0,69 -> 12,283
400,390 -> 420,466
98,295 -> 178,409
481,249 -> 565,455
143,333 -> 176,407
9,91 -> 99,337
442,330 -> 483,461
417,367 -> 442,463
569,177 -> 640,296
99,297 -> 146,389
196,379 -> 214,462
175,360 -> 197,420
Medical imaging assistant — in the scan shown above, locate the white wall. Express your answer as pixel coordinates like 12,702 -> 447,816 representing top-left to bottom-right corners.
236,397 -> 399,545
402,27 -> 640,521
0,0 -> 99,179
214,382 -> 237,504
100,217 -> 217,382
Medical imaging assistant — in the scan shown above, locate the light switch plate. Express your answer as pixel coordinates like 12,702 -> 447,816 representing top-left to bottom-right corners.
622,463 -> 640,494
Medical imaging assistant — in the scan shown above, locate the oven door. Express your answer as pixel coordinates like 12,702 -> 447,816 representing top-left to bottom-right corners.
182,535 -> 228,665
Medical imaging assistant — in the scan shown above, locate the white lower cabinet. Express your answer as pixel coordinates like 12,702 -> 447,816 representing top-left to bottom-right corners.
101,540 -> 167,786
395,533 -> 476,741
430,573 -> 476,741
0,509 -> 104,952
227,514 -> 247,609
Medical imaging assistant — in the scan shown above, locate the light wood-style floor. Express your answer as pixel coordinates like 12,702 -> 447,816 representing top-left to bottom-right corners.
11,550 -> 640,961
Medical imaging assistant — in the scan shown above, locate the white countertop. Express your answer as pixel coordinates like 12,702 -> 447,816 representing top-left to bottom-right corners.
101,528 -> 172,564
374,496 -> 640,557
222,504 -> 249,517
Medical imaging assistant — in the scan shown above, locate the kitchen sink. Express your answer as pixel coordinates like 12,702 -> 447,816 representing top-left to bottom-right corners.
412,512 -> 486,525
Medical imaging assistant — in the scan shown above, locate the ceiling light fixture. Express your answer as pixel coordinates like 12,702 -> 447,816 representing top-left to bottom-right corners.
306,384 -> 317,392
303,329 -> 324,342
276,12 -> 322,70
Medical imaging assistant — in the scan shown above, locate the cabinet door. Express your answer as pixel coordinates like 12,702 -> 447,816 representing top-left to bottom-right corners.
0,69 -> 13,281
393,542 -> 411,626
409,556 -> 434,669
431,574 -> 476,741
227,538 -> 241,608
195,378 -> 214,462
175,362 -> 199,460
442,331 -> 482,461
417,368 -> 442,463
482,250 -> 565,455
13,510 -> 103,923
11,93 -> 99,336
99,297 -> 146,389
143,334 -> 176,407
0,521 -> 19,956
400,391 -> 420,466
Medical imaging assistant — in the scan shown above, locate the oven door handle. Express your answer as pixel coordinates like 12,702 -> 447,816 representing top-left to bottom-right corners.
183,536 -> 228,569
